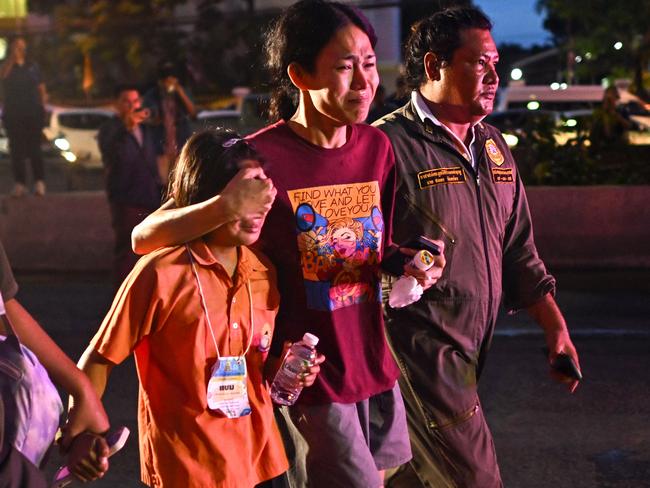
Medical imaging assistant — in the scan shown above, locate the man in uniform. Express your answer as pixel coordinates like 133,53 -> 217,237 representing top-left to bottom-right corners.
374,7 -> 581,487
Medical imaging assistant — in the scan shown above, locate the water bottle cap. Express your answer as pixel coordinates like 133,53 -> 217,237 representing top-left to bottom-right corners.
413,250 -> 435,271
302,333 -> 319,346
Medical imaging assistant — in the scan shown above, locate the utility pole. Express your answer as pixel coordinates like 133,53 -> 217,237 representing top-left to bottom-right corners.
566,18 -> 575,85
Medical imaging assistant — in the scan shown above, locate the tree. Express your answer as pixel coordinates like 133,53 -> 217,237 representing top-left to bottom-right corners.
29,0 -> 274,101
537,0 -> 650,99
189,0 -> 275,96
33,0 -> 188,100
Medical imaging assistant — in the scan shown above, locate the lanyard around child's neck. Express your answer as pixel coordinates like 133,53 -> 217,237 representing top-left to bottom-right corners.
186,244 -> 254,360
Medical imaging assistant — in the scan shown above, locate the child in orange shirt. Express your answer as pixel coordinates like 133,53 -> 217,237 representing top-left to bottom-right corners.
77,129 -> 323,488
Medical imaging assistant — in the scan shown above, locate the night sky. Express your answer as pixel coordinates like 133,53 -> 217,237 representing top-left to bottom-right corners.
474,0 -> 550,47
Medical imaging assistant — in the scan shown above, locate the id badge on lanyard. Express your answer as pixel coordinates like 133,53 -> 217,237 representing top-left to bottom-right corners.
187,244 -> 255,420
207,356 -> 252,418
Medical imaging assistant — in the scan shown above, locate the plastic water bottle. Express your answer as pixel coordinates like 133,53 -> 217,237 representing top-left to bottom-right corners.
270,333 -> 319,406
388,250 -> 436,308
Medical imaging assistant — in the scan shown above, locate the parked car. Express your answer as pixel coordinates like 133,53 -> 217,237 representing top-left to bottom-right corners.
486,106 -> 650,147
193,93 -> 271,136
485,108 -> 559,131
42,106 -> 115,167
0,121 -> 69,162
240,93 -> 270,133
622,100 -> 650,131
484,109 -> 560,147
496,84 -> 650,146
192,109 -> 241,133
496,84 -> 604,113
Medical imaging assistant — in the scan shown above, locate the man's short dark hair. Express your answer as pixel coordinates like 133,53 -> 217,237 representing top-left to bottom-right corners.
404,6 -> 492,90
157,60 -> 177,79
7,34 -> 26,45
113,84 -> 140,98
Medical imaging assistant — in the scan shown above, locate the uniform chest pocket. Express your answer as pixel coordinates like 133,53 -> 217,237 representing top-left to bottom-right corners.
430,234 -> 455,294
485,166 -> 518,229
249,272 -> 280,310
247,272 -> 279,362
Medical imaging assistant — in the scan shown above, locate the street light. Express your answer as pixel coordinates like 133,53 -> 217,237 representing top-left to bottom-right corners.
502,133 -> 519,147
614,41 -> 623,50
510,68 -> 523,81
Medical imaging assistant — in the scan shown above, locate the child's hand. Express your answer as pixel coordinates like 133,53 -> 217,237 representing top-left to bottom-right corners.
301,353 -> 325,388
65,432 -> 109,482
60,380 -> 110,451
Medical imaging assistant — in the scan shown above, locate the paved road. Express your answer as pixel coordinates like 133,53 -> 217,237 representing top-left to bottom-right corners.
0,156 -> 103,195
11,270 -> 650,487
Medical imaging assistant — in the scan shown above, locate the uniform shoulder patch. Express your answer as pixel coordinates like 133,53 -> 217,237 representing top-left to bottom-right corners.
485,138 -> 505,166
417,167 -> 466,189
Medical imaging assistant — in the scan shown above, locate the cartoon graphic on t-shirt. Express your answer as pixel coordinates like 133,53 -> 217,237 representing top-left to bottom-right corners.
288,181 -> 383,311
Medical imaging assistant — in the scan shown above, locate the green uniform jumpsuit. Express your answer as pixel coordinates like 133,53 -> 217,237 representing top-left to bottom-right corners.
375,100 -> 555,488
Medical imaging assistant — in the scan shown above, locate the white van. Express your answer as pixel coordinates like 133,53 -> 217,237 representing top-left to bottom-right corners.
42,106 -> 115,167
495,83 -> 650,145
497,84 -> 604,112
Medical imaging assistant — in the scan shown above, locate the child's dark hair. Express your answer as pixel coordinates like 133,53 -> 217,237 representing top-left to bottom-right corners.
168,129 -> 259,208
265,0 -> 377,122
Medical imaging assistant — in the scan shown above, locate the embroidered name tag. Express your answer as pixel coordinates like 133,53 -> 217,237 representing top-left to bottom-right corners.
418,167 -> 466,189
491,167 -> 514,183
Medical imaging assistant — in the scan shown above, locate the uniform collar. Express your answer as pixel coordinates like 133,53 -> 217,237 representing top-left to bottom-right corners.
386,98 -> 490,143
412,90 -> 479,139
411,90 -> 443,127
185,239 -> 268,280
411,90 -> 484,165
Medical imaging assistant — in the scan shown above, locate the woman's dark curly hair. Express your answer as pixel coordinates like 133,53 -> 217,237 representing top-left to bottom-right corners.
264,0 -> 377,122
404,6 -> 492,90
168,129 -> 260,208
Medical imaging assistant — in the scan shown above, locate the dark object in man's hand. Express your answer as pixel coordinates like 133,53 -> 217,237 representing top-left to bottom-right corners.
382,236 -> 442,276
543,348 -> 583,381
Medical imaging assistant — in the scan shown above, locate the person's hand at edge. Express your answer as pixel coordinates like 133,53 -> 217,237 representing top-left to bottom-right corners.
545,333 -> 582,393
63,432 -> 110,482
401,238 -> 446,291
219,166 -> 276,223
300,353 -> 325,388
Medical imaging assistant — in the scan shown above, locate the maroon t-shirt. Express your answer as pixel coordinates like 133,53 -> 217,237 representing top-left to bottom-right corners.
249,121 -> 400,404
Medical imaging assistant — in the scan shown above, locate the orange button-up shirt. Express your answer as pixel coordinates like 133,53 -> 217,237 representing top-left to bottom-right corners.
91,240 -> 288,488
